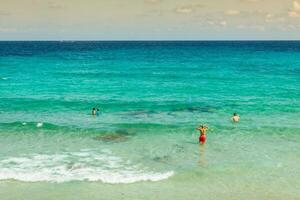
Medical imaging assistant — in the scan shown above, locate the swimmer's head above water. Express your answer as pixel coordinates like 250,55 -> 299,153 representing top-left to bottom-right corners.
232,113 -> 240,122
199,125 -> 208,129
92,107 -> 100,115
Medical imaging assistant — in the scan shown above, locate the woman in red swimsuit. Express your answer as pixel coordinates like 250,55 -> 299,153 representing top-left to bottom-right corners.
197,125 -> 209,144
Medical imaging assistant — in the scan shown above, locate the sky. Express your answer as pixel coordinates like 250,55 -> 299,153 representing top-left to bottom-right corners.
0,0 -> 300,40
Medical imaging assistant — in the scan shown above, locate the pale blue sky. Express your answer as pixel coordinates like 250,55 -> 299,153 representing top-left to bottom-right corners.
0,0 -> 300,40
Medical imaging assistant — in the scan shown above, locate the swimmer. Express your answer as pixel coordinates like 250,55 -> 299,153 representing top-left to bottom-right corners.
196,125 -> 209,144
92,107 -> 100,116
232,113 -> 240,122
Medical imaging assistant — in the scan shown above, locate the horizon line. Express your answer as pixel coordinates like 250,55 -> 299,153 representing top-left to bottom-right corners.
0,39 -> 300,42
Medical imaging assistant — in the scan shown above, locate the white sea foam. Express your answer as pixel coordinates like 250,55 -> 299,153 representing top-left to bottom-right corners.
0,149 -> 174,184
36,122 -> 43,127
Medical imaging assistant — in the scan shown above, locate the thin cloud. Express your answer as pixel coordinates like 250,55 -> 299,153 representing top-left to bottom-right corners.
293,1 -> 300,12
252,25 -> 265,31
174,4 -> 203,14
237,24 -> 265,31
265,13 -> 286,23
0,28 -> 17,32
225,10 -> 240,16
241,0 -> 261,3
288,1 -> 300,18
237,24 -> 246,29
220,20 -> 227,26
145,0 -> 161,3
278,24 -> 296,31
288,11 -> 300,17
175,7 -> 193,14
0,11 -> 11,16
48,2 -> 65,9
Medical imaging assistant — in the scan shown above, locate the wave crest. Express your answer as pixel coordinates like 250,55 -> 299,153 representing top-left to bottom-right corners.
0,149 -> 174,184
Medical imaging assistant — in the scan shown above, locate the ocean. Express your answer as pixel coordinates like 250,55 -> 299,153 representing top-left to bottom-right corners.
0,41 -> 299,200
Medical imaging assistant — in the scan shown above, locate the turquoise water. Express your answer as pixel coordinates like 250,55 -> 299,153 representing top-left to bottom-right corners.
0,41 -> 300,199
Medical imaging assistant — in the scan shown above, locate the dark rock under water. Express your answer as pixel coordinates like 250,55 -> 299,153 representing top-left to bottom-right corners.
94,134 -> 128,142
152,155 -> 170,162
172,106 -> 217,113
93,129 -> 135,142
115,129 -> 131,135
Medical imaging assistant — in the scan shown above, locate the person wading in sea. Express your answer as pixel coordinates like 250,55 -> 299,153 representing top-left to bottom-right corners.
232,113 -> 240,122
92,107 -> 99,116
197,125 -> 209,144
